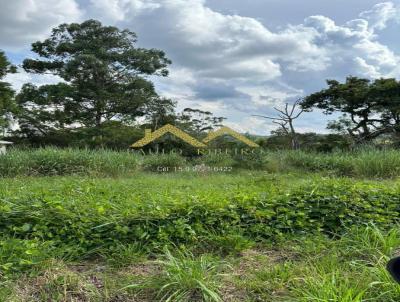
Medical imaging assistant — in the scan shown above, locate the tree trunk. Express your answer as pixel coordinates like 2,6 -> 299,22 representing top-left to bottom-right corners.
288,119 -> 300,150
95,111 -> 102,127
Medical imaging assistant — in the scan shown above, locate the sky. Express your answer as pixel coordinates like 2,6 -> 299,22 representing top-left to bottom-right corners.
1,0 -> 400,135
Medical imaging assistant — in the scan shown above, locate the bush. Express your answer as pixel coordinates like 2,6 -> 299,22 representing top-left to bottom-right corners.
272,150 -> 350,175
352,148 -> 400,178
0,238 -> 55,276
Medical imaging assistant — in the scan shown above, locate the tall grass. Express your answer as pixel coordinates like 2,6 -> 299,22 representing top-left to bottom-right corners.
122,249 -> 227,302
1,147 -> 400,178
269,148 -> 400,178
0,147 -> 140,177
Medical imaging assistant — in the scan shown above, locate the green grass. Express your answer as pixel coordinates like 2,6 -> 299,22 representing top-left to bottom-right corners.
1,152 -> 400,301
131,249 -> 227,302
232,224 -> 400,302
267,148 -> 400,178
0,147 -> 140,177
2,224 -> 400,301
1,172 -> 399,267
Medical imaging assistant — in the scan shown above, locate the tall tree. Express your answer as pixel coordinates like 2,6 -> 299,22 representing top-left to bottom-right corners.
301,77 -> 400,143
0,50 -> 16,135
17,19 -> 171,136
145,97 -> 177,130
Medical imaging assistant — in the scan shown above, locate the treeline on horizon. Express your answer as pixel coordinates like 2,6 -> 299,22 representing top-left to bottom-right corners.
1,19 -> 400,152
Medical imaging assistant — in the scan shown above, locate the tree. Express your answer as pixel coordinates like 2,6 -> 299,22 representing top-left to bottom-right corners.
0,50 -> 16,135
179,108 -> 226,136
253,100 -> 304,149
16,83 -> 74,136
17,19 -> 171,136
301,76 -> 400,143
144,97 -> 177,130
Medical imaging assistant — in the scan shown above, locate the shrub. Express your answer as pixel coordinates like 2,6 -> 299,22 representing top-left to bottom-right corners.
268,148 -> 400,178
277,150 -> 353,176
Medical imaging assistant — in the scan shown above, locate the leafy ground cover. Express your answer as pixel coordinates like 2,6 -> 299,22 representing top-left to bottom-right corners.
0,172 -> 400,301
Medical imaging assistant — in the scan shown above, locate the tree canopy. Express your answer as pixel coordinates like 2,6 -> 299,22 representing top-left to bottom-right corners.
0,50 -> 16,134
17,19 -> 172,136
301,76 -> 400,143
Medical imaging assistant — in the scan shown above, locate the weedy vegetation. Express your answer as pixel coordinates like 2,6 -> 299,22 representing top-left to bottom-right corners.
1,148 -> 400,301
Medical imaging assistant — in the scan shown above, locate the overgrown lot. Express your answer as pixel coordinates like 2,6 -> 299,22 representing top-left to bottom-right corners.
1,172 -> 400,301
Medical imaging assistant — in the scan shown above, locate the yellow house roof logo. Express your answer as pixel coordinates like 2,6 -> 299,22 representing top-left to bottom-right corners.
131,124 -> 259,148
202,126 -> 259,147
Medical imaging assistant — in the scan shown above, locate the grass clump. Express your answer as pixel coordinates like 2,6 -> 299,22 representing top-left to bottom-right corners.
134,249 -> 227,302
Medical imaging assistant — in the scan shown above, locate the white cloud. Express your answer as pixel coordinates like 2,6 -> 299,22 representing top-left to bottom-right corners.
2,0 -> 400,134
225,117 -> 274,135
297,10 -> 400,78
0,0 -> 82,50
360,2 -> 399,30
88,0 -> 160,23
354,57 -> 382,78
108,0 -> 400,133
5,68 -> 63,91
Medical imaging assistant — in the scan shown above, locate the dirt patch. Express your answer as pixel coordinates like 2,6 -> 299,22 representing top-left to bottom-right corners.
234,248 -> 293,276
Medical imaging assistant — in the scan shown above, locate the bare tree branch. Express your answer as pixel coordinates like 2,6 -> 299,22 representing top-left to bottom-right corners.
252,98 -> 305,149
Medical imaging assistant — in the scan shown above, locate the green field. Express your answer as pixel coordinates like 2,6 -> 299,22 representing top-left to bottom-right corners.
1,163 -> 400,301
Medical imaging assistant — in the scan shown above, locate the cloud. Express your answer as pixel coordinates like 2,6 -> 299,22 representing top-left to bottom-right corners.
103,0 -> 400,133
88,0 -> 160,23
0,0 -> 82,50
294,14 -> 399,80
360,2 -> 399,30
2,0 -> 400,134
225,117 -> 274,135
353,57 -> 382,78
4,68 -> 63,91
